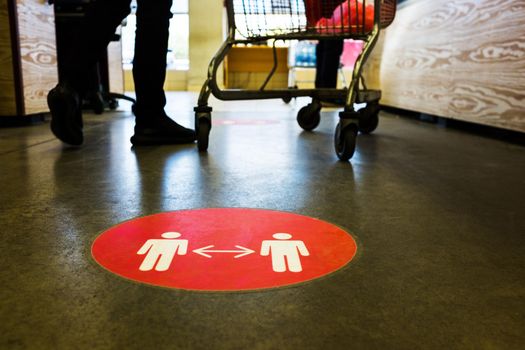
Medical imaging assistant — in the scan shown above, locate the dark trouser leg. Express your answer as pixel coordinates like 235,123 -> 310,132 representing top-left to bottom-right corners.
315,39 -> 344,88
315,40 -> 326,88
129,0 -> 195,145
61,0 -> 132,92
132,0 -> 173,122
49,0 -> 131,145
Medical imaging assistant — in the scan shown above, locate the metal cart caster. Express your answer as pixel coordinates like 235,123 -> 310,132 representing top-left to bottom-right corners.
297,100 -> 322,131
194,106 -> 212,152
334,111 -> 359,161
108,99 -> 119,110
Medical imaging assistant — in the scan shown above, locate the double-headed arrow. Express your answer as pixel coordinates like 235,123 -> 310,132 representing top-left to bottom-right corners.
193,245 -> 255,259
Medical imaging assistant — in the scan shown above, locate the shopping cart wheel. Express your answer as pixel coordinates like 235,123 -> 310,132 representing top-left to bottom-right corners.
108,99 -> 119,110
195,106 -> 212,152
297,103 -> 321,131
358,103 -> 380,134
197,118 -> 211,152
334,122 -> 357,161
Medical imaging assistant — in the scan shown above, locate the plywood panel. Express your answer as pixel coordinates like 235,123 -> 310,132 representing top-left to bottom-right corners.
225,46 -> 289,89
17,0 -> 57,114
363,0 -> 525,132
227,72 -> 288,90
226,46 -> 289,73
0,0 -> 17,116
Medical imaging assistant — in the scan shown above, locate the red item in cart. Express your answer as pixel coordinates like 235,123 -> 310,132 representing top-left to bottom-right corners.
314,1 -> 375,33
304,0 -> 346,27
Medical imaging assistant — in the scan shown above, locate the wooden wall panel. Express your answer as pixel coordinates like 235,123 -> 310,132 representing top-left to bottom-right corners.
363,0 -> 525,132
0,0 -> 17,116
16,0 -> 57,114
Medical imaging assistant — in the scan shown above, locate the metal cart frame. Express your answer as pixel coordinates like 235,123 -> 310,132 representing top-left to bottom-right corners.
195,0 -> 396,160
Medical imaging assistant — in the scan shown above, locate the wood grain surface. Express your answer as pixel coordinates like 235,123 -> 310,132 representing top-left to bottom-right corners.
0,0 -> 17,116
225,46 -> 289,89
363,0 -> 525,132
16,0 -> 57,115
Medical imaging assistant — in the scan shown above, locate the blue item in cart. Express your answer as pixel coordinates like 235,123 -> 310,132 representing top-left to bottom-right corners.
294,41 -> 317,67
307,43 -> 317,66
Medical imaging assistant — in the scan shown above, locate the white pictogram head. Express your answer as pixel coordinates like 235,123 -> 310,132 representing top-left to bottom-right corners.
273,233 -> 292,240
161,232 -> 182,239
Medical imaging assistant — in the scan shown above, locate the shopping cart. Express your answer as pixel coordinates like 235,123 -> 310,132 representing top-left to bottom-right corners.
194,0 -> 397,160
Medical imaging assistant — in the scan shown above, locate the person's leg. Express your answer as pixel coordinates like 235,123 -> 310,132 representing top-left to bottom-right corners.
130,0 -> 194,145
132,0 -> 172,117
48,0 -> 131,145
315,39 -> 344,88
315,40 -> 327,89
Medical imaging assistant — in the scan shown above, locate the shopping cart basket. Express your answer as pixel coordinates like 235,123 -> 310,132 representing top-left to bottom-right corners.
194,0 -> 397,160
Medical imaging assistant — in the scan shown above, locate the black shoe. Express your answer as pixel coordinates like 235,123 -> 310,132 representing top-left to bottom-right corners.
47,84 -> 83,145
130,115 -> 195,146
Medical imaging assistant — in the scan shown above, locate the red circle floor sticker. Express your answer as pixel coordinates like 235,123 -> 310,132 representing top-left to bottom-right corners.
91,208 -> 357,291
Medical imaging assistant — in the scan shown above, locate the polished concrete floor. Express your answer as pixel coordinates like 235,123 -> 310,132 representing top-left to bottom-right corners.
1,92 -> 524,349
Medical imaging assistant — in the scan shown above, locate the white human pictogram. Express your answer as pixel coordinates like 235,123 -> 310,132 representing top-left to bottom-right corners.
260,233 -> 309,273
137,232 -> 188,271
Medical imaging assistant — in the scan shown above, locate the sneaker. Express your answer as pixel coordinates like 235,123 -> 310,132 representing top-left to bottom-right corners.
130,114 -> 195,146
47,84 -> 83,145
